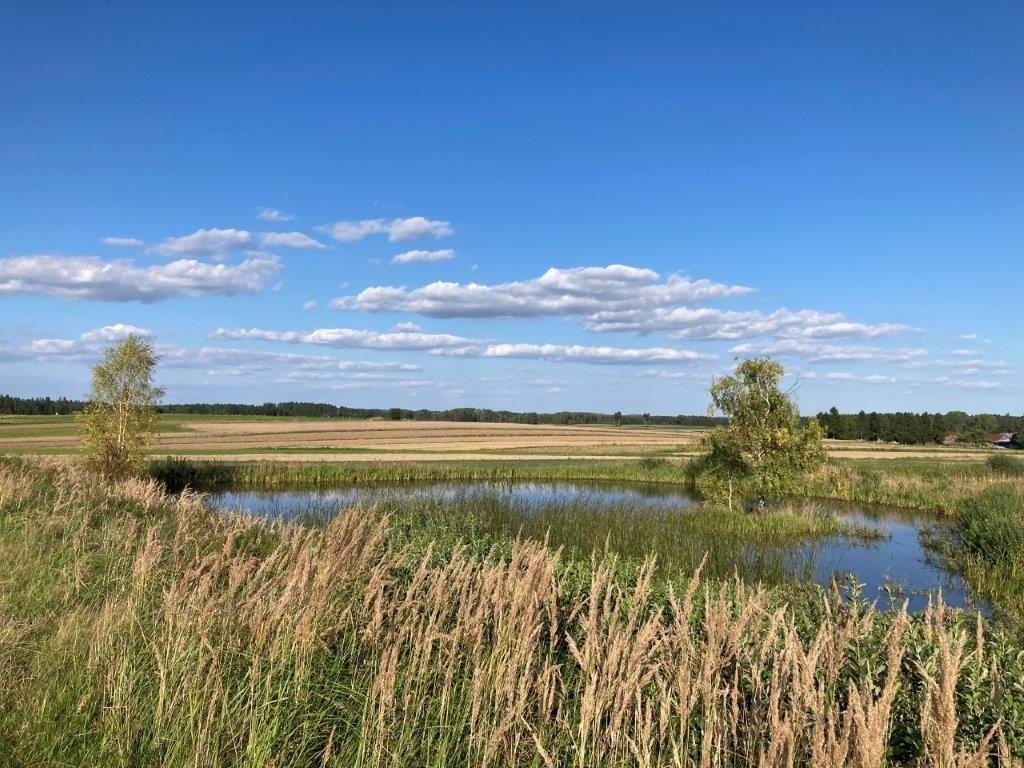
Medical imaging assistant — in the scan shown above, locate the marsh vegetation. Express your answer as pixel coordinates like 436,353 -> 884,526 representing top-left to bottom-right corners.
2,458 -> 1022,767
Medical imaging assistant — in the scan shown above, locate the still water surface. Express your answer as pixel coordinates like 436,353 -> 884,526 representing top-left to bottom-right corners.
207,480 -> 975,612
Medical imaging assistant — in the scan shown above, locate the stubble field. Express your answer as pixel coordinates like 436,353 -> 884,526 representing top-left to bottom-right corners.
0,414 -> 1000,462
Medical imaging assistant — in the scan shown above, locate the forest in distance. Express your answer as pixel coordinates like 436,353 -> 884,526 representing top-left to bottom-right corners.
1,394 -> 1021,446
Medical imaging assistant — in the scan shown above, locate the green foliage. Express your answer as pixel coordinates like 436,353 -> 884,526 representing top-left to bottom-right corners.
696,357 -> 826,507
79,335 -> 164,479
956,485 -> 1024,565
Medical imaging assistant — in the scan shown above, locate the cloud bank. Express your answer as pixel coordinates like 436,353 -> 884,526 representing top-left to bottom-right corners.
0,254 -> 280,302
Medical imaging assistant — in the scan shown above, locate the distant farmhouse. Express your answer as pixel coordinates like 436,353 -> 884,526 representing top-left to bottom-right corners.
944,430 -> 1017,448
986,432 -> 1016,448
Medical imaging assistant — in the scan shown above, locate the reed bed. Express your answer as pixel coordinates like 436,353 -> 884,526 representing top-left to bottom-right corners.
150,456 -> 689,491
1,457 -> 1023,766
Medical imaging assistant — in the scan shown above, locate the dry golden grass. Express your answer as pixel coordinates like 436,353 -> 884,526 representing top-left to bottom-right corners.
2,459 -> 1021,766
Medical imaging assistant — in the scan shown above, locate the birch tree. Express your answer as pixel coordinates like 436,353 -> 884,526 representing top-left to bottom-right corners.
695,357 -> 825,509
80,334 -> 164,478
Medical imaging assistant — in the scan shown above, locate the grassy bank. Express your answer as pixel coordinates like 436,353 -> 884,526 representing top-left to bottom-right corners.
150,455 -> 691,490
151,454 -> 1024,513
2,457 -> 1024,766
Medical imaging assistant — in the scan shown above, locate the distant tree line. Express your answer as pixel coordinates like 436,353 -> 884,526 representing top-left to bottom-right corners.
5,394 -> 1018,444
815,408 -> 1023,445
0,394 -> 722,426
0,395 -> 87,415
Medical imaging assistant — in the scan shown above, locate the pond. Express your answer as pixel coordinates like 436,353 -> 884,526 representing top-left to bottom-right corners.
206,480 -> 978,613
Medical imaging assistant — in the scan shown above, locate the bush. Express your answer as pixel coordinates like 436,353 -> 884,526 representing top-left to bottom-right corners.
957,485 -> 1024,564
988,453 -> 1024,476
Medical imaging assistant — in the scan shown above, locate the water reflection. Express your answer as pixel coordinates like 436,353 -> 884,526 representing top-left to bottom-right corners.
207,481 -> 977,612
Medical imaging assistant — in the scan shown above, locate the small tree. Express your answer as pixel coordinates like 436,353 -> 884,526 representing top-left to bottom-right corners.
80,334 -> 164,478
613,410 -> 622,427
695,357 -> 825,509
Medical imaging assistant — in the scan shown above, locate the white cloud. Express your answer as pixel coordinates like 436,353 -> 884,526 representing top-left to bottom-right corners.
825,372 -> 856,380
212,325 -> 477,351
152,228 -> 253,258
79,323 -> 153,343
957,333 -> 978,341
102,237 -> 144,247
730,339 -> 928,364
302,300 -> 317,311
336,264 -> 751,319
391,248 -> 455,265
444,342 -> 714,366
212,324 -> 713,366
902,357 -> 1012,375
391,321 -> 422,332
0,254 -> 281,303
257,207 -> 294,222
644,369 -> 702,380
319,216 -> 453,243
909,376 -> 1004,391
951,349 -> 976,356
259,231 -> 326,250
588,306 -> 909,341
161,345 -> 420,374
25,324 -> 153,359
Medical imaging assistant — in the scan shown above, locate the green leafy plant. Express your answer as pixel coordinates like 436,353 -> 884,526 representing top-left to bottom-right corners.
695,357 -> 826,508
80,334 -> 164,479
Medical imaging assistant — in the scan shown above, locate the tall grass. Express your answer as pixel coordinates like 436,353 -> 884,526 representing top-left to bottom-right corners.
347,488 -> 881,588
923,484 -> 1024,633
2,457 -> 1023,765
150,456 -> 689,491
802,461 -> 1024,515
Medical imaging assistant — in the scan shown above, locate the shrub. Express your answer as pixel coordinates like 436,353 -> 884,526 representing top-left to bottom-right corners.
987,453 -> 1024,477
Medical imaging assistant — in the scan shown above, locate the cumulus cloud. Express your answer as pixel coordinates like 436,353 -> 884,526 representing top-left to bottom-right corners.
391,249 -> 455,265
257,207 -> 294,222
212,325 -> 477,351
0,254 -> 280,302
101,237 -> 144,247
335,265 -> 751,319
152,228 -> 253,257
259,231 -> 326,250
319,216 -> 453,243
302,300 -> 317,311
25,324 -> 152,359
438,342 -> 714,366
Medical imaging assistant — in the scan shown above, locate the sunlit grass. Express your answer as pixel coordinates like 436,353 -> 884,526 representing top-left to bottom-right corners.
1,456 -> 1021,766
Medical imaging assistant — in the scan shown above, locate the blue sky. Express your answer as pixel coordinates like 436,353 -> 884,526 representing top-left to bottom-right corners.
2,2 -> 1021,414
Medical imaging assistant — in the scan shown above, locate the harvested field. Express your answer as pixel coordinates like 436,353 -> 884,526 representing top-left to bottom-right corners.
0,415 -> 1002,462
